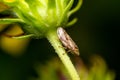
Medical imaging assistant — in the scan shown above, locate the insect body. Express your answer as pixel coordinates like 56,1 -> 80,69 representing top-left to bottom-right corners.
57,27 -> 80,56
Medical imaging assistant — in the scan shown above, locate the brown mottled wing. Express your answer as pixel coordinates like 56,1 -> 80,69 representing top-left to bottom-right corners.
57,27 -> 80,55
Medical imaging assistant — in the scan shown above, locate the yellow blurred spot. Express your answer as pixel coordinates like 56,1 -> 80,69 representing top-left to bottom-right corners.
0,24 -> 8,32
0,2 -> 9,12
3,0 -> 16,3
5,24 -> 24,35
0,25 -> 30,56
0,35 -> 30,56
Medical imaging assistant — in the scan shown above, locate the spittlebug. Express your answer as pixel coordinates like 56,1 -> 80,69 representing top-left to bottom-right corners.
57,27 -> 80,55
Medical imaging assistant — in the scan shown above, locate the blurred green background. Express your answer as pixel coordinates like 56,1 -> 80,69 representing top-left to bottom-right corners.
0,0 -> 120,80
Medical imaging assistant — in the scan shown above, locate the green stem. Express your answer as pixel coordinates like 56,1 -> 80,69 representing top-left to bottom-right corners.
46,29 -> 80,80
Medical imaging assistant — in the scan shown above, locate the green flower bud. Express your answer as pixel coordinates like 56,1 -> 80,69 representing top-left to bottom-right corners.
2,0 -> 82,38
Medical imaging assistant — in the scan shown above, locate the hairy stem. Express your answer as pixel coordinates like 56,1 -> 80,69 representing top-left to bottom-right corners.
46,29 -> 80,80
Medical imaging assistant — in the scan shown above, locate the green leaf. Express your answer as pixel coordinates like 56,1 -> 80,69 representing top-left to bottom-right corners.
68,0 -> 83,17
0,18 -> 23,24
66,18 -> 77,27
12,34 -> 34,39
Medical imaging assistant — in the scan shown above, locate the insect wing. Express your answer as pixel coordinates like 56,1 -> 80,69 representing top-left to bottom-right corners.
57,27 -> 80,55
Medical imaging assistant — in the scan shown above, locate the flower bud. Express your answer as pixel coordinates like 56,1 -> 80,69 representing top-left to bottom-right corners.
2,0 -> 82,38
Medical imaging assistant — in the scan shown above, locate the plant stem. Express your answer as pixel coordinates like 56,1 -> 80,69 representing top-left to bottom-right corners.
46,29 -> 80,80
